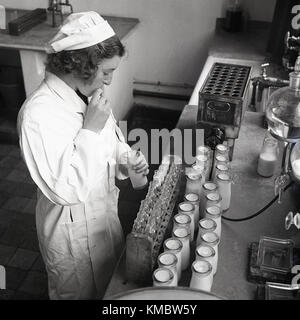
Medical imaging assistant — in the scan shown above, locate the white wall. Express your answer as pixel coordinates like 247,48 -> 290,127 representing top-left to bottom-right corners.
1,0 -> 276,86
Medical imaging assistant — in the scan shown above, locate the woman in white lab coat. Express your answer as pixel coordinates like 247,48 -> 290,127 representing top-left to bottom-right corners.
17,12 -> 149,300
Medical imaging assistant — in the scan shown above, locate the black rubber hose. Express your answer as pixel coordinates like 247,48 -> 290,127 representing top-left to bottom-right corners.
222,181 -> 294,222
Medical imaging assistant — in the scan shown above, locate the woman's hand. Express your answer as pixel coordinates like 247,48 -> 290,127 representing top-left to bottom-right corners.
83,88 -> 111,133
132,151 -> 149,176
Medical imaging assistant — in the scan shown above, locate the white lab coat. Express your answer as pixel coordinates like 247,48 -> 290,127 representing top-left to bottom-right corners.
17,72 -> 131,300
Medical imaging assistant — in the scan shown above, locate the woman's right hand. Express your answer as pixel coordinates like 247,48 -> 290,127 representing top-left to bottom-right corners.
83,88 -> 111,133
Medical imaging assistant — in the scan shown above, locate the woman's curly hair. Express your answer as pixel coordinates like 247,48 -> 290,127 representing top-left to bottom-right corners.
45,35 -> 125,82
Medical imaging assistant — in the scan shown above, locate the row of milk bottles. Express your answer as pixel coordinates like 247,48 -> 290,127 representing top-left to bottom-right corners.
152,144 -> 232,292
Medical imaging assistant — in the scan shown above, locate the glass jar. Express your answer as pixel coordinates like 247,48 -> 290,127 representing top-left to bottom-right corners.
189,259 -> 213,292
213,163 -> 230,182
212,155 -> 229,180
185,171 -> 203,196
196,154 -> 210,181
215,144 -> 230,159
265,55 -> 300,143
197,145 -> 213,172
157,252 -> 178,286
172,213 -> 192,237
172,227 -> 190,271
163,238 -> 183,281
200,231 -> 220,275
199,182 -> 218,219
197,145 -> 211,157
192,163 -> 206,184
178,202 -> 195,241
257,133 -> 279,177
205,192 -> 222,209
196,218 -> 217,246
195,244 -> 217,275
184,193 -> 200,231
204,206 -> 222,238
153,267 -> 176,287
216,173 -> 232,211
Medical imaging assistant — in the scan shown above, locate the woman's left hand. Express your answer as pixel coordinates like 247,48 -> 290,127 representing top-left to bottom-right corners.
132,152 -> 149,176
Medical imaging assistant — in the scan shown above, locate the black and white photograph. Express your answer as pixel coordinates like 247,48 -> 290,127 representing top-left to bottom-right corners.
0,0 -> 299,311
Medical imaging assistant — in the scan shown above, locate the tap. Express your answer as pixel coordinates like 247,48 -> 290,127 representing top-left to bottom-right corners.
249,63 -> 289,112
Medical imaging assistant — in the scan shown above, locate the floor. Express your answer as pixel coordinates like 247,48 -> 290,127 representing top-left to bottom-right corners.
0,103 -> 181,300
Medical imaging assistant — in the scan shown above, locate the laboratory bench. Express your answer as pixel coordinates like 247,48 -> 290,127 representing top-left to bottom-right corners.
104,29 -> 300,298
104,104 -> 300,300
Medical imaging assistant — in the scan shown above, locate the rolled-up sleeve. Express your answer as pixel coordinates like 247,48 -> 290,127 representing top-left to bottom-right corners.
19,113 -> 108,206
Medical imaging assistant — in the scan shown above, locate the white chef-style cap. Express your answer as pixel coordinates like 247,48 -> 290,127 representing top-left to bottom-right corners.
45,11 -> 116,53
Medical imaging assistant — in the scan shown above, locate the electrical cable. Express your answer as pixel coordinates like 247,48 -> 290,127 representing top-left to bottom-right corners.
222,181 -> 295,222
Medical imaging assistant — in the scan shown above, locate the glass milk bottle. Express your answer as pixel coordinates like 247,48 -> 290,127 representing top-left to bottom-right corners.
196,218 -> 217,246
153,267 -> 176,287
196,154 -> 210,181
204,206 -> 222,238
184,193 -> 200,231
197,145 -> 211,157
192,163 -> 206,184
200,232 -> 220,275
213,163 -> 230,182
189,260 -> 213,292
211,155 -> 229,181
195,244 -> 217,276
185,171 -> 203,196
158,252 -> 178,286
257,133 -> 279,177
178,202 -> 195,241
172,227 -> 190,271
199,182 -> 218,219
163,238 -> 183,281
172,213 -> 192,237
216,173 -> 232,212
197,145 -> 213,172
215,144 -> 230,160
205,192 -> 222,209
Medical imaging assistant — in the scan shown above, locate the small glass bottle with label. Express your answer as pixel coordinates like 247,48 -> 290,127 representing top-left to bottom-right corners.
195,244 -> 217,275
189,259 -> 213,292
172,227 -> 191,271
184,193 -> 200,231
163,237 -> 183,281
157,252 -> 178,286
153,267 -> 176,287
178,202 -> 195,241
